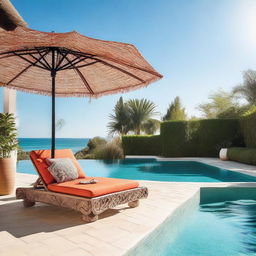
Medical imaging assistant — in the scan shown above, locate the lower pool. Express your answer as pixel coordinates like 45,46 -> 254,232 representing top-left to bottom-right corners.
161,200 -> 256,256
17,159 -> 256,182
127,199 -> 256,256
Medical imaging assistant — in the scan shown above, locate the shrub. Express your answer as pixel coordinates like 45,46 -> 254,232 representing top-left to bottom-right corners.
17,147 -> 30,160
87,136 -> 107,151
75,136 -> 107,159
93,142 -> 124,160
75,148 -> 91,159
161,119 -> 243,157
122,135 -> 161,155
227,147 -> 256,165
75,137 -> 124,160
240,110 -> 256,147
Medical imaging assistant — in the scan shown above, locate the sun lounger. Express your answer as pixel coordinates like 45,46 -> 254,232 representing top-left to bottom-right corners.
16,149 -> 148,222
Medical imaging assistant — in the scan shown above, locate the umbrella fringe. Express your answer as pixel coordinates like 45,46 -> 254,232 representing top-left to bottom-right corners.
0,77 -> 161,98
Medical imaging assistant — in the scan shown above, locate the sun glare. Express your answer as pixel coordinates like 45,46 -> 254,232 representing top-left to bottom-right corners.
232,0 -> 256,51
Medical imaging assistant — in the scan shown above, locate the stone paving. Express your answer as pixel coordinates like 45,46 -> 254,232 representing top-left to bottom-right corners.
0,158 -> 256,256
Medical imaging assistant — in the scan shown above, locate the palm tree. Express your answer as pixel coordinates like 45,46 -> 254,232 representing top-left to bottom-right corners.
108,97 -> 130,136
127,99 -> 157,135
142,118 -> 160,134
233,69 -> 256,105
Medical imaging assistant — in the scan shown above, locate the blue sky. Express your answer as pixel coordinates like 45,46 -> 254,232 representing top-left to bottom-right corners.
1,0 -> 256,138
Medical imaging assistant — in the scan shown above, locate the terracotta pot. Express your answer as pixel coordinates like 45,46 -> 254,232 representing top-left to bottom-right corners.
0,157 -> 16,195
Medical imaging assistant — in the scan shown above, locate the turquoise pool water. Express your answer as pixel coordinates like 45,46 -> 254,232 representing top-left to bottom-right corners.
17,159 -> 256,182
163,200 -> 256,256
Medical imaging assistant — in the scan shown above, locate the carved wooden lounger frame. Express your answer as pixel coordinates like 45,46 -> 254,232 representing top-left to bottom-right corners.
16,178 -> 148,222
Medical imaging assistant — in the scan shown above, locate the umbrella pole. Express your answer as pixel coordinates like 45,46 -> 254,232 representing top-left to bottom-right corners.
51,72 -> 56,158
51,48 -> 56,158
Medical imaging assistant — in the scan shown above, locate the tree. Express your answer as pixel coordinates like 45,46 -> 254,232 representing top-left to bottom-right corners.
127,99 -> 157,135
197,90 -> 236,118
233,69 -> 256,105
217,105 -> 252,119
108,97 -> 130,136
108,98 -> 158,135
56,119 -> 65,131
142,118 -> 160,134
163,96 -> 187,121
189,116 -> 200,121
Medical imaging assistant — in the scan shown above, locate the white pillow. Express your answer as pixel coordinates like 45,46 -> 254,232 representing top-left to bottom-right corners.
46,158 -> 78,183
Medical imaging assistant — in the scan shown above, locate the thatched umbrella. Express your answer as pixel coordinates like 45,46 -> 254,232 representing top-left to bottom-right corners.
0,27 -> 162,157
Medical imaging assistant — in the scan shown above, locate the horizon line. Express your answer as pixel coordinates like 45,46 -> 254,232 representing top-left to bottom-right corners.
18,137 -> 92,139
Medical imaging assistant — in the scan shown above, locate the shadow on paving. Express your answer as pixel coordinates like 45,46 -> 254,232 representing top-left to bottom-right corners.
0,200 -> 121,238
0,196 -> 16,202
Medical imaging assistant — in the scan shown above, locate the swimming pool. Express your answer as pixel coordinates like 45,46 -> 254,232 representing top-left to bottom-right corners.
17,158 -> 256,182
136,199 -> 256,256
126,187 -> 256,256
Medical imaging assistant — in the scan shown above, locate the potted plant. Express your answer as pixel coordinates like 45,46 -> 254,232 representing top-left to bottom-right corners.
0,113 -> 18,195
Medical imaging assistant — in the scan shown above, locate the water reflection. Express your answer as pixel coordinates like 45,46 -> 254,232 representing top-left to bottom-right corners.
201,200 -> 256,254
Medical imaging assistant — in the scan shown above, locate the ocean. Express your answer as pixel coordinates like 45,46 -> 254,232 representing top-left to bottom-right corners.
18,138 -> 90,153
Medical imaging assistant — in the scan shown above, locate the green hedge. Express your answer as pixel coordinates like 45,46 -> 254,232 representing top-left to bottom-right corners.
161,119 -> 243,157
122,119 -> 244,157
122,135 -> 161,155
227,147 -> 256,165
160,121 -> 188,157
240,111 -> 256,147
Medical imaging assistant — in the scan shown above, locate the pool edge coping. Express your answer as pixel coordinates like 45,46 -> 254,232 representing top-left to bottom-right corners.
123,188 -> 201,256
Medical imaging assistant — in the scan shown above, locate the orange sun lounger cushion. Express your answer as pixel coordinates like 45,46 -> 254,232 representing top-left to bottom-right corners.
30,149 -> 86,185
48,177 -> 139,198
